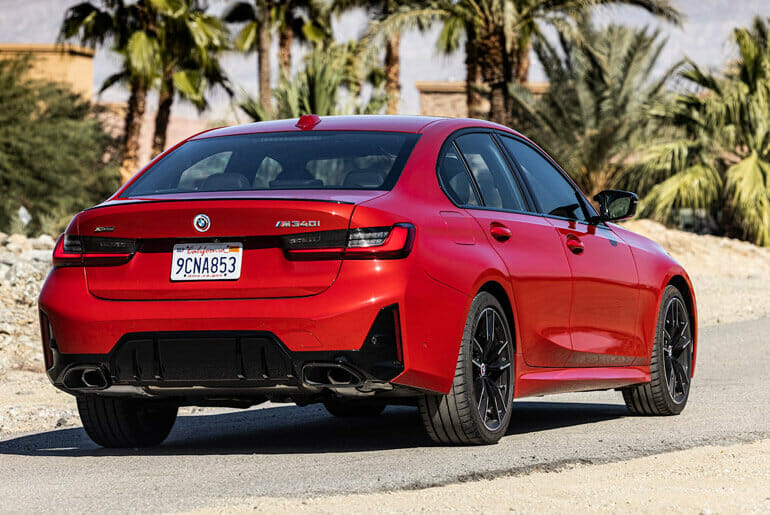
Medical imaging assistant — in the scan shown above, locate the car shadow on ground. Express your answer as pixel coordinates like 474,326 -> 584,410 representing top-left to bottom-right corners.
0,401 -> 628,457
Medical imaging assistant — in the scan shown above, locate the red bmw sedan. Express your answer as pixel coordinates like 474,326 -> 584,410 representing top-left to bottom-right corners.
39,115 -> 697,447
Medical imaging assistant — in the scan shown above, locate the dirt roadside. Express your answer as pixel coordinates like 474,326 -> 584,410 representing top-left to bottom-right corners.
193,439 -> 770,514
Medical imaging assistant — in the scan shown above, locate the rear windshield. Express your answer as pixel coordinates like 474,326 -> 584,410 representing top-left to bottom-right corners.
122,131 -> 420,197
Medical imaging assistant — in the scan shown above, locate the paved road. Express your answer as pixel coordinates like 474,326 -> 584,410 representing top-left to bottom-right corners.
1,318 -> 768,513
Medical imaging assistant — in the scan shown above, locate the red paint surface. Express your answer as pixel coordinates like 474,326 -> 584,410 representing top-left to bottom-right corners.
39,115 -> 697,396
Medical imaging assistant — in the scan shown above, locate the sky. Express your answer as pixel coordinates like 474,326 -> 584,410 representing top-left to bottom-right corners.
1,0 -> 770,120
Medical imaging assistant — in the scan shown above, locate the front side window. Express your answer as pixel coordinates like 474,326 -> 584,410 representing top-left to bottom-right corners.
454,133 -> 528,211
500,137 -> 588,221
123,131 -> 420,196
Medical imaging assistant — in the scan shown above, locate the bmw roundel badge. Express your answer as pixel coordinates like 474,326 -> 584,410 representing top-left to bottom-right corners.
193,214 -> 211,232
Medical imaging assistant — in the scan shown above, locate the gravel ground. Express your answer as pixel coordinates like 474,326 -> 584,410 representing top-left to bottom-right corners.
194,439 -> 770,514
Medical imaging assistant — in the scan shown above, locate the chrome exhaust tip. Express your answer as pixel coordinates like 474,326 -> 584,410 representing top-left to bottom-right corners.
301,363 -> 364,388
62,366 -> 109,390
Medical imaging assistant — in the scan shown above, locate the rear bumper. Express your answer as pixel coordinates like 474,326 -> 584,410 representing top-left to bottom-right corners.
38,260 -> 414,399
45,326 -> 406,402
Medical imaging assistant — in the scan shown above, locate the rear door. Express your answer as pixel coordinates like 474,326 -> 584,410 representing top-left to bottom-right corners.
498,135 -> 643,366
439,132 -> 574,367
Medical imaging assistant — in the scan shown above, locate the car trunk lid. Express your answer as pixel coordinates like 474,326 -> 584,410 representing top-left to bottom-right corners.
78,194 -> 375,300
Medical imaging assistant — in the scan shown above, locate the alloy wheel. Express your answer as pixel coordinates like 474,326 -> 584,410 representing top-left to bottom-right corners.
662,297 -> 692,404
471,307 -> 513,430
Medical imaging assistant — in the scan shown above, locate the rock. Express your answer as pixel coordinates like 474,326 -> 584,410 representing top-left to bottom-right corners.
4,234 -> 31,253
0,232 -> 7,246
21,249 -> 52,264
0,263 -> 10,282
7,233 -> 30,247
29,234 -> 55,250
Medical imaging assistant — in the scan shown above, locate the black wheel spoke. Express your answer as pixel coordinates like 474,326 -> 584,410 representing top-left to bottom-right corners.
486,310 -> 494,345
487,359 -> 511,379
490,382 -> 506,421
673,336 -> 690,355
477,380 -> 489,420
673,358 -> 690,392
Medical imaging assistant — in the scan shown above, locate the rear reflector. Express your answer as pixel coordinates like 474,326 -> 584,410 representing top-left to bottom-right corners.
53,235 -> 136,267
284,224 -> 415,260
39,311 -> 54,370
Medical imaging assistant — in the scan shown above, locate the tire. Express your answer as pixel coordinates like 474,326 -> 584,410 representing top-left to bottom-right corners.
77,395 -> 178,448
323,398 -> 386,417
623,285 -> 694,416
418,292 -> 515,445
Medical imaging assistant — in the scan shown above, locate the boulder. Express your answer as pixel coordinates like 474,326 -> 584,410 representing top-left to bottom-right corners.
29,234 -> 55,250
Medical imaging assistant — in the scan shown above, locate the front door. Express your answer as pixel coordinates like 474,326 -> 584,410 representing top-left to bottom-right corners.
497,135 -> 642,366
547,219 -> 641,366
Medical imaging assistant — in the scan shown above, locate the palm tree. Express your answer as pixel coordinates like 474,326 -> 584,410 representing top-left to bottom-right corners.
627,17 -> 770,246
274,0 -> 330,77
241,41 -> 386,120
507,18 -> 675,197
338,0 -> 426,115
225,0 -> 327,115
373,0 -> 681,123
225,0 -> 274,112
151,1 -> 231,156
60,0 -> 161,183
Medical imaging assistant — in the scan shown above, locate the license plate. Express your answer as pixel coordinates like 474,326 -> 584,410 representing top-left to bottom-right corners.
171,243 -> 243,281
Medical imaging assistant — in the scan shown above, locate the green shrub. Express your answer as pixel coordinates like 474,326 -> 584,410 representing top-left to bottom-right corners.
0,56 -> 120,235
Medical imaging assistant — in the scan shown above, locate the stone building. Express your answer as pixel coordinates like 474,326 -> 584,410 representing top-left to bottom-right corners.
416,80 -> 549,118
0,43 -> 94,101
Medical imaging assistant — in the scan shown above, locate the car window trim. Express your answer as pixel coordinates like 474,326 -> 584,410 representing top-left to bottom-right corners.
435,132 -> 483,208
451,140 -> 487,207
494,132 -> 600,223
436,128 -> 533,213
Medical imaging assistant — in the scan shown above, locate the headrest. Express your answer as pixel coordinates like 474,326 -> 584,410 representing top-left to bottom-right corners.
201,173 -> 250,191
343,169 -> 386,188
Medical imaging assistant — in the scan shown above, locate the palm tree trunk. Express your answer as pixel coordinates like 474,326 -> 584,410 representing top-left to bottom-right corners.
477,30 -> 507,125
119,80 -> 147,184
514,40 -> 531,83
152,75 -> 174,157
278,25 -> 293,78
384,33 -> 401,115
257,16 -> 272,114
465,38 -> 485,118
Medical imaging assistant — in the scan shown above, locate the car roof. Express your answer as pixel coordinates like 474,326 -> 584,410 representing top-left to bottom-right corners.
191,115 -> 521,140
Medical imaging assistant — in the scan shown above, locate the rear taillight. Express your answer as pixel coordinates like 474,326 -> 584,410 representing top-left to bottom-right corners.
52,235 -> 137,267
284,224 -> 415,260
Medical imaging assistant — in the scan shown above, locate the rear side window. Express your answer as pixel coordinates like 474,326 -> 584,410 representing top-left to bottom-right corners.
123,131 -> 420,196
500,137 -> 588,221
453,134 -> 527,211
438,147 -> 480,206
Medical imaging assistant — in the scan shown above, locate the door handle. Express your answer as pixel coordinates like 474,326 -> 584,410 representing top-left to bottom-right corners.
490,223 -> 512,242
565,234 -> 584,254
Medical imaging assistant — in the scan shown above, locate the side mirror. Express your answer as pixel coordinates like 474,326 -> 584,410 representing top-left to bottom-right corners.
592,190 -> 638,222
